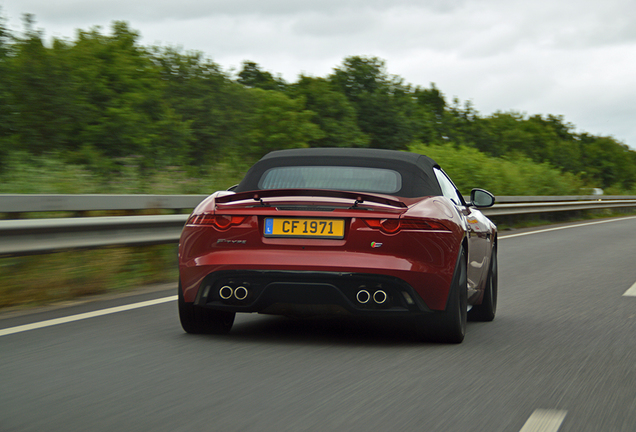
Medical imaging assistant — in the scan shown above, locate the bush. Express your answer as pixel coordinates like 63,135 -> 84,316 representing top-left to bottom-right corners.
409,142 -> 585,196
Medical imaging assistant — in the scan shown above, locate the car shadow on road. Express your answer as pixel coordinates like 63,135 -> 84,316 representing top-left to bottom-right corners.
200,314 -> 467,347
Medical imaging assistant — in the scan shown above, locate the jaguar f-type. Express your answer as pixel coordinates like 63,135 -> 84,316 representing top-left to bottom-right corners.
178,148 -> 497,343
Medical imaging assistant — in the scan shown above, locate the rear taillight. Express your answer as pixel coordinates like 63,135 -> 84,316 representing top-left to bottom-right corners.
188,214 -> 246,230
363,218 -> 449,234
363,218 -> 399,234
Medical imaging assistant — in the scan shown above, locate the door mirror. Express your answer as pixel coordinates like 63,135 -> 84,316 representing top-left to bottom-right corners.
470,189 -> 495,208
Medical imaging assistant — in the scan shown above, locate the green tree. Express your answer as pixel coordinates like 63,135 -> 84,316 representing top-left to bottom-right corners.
6,14 -> 73,154
411,84 -> 448,144
580,135 -> 636,189
242,88 -> 324,157
329,56 -> 416,149
68,23 -> 159,159
330,56 -> 388,101
237,61 -> 287,91
415,84 -> 446,118
151,46 -> 242,165
0,9 -> 13,170
290,75 -> 369,148
49,22 -> 190,170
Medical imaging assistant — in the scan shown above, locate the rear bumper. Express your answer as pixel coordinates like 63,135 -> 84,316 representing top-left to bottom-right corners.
188,270 -> 434,317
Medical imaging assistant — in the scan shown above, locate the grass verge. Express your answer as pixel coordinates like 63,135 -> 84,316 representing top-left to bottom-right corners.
0,245 -> 178,310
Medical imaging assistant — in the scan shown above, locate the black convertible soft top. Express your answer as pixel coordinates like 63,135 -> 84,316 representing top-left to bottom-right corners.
235,148 -> 443,198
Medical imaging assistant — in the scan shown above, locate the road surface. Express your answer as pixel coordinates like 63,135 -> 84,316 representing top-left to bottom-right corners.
1,216 -> 635,431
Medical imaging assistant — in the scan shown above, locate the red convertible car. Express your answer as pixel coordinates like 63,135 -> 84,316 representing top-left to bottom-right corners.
178,148 -> 497,343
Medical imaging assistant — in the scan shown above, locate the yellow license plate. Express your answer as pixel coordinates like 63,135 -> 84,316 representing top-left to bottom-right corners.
264,218 -> 345,238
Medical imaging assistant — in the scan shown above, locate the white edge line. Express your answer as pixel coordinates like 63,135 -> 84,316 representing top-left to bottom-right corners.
500,216 -> 636,240
623,281 -> 636,297
0,295 -> 177,337
520,409 -> 567,432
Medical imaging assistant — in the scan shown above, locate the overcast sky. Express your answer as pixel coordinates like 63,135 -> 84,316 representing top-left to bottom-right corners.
2,0 -> 636,149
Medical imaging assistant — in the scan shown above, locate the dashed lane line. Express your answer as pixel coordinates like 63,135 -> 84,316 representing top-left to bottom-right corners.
519,409 -> 567,432
623,281 -> 636,297
0,295 -> 177,337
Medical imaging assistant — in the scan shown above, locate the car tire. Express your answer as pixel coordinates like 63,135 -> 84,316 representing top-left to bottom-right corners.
468,245 -> 497,322
178,283 -> 235,334
414,246 -> 467,343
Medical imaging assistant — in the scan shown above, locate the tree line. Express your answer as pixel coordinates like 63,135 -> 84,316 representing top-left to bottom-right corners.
1,16 -> 635,193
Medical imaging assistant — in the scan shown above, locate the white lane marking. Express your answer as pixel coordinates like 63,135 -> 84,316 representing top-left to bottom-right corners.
624,281 -> 636,297
520,409 -> 567,432
0,295 -> 177,337
500,216 -> 636,240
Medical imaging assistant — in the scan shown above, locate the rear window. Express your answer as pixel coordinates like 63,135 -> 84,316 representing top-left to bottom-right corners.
258,166 -> 402,194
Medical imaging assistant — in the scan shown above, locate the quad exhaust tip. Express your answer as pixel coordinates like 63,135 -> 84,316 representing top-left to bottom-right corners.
373,290 -> 387,304
234,286 -> 248,300
356,289 -> 388,305
356,289 -> 370,304
219,285 -> 233,300
219,285 -> 249,301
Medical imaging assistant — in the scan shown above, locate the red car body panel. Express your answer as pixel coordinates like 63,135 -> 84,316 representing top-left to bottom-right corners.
180,192 -> 468,311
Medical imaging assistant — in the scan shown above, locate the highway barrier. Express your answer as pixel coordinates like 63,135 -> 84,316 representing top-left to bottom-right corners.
1,194 -> 635,257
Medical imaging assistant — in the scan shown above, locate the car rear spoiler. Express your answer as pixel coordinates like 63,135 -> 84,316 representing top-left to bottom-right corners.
214,189 -> 408,208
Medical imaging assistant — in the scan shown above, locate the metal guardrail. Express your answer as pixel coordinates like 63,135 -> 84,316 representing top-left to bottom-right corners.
0,194 -> 208,214
482,198 -> 636,216
1,194 -> 635,257
0,214 -> 188,256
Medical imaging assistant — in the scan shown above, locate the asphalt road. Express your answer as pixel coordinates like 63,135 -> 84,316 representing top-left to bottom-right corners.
1,216 -> 635,432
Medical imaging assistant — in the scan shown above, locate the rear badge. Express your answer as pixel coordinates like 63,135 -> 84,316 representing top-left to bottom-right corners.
217,239 -> 247,245
371,242 -> 383,248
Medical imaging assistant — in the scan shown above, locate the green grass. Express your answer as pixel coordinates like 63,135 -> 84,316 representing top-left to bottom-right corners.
0,245 -> 178,310
0,151 -> 251,195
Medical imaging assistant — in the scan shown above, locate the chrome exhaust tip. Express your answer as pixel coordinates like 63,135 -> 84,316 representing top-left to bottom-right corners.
234,286 -> 248,301
219,285 -> 234,300
356,289 -> 371,304
373,290 -> 387,304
